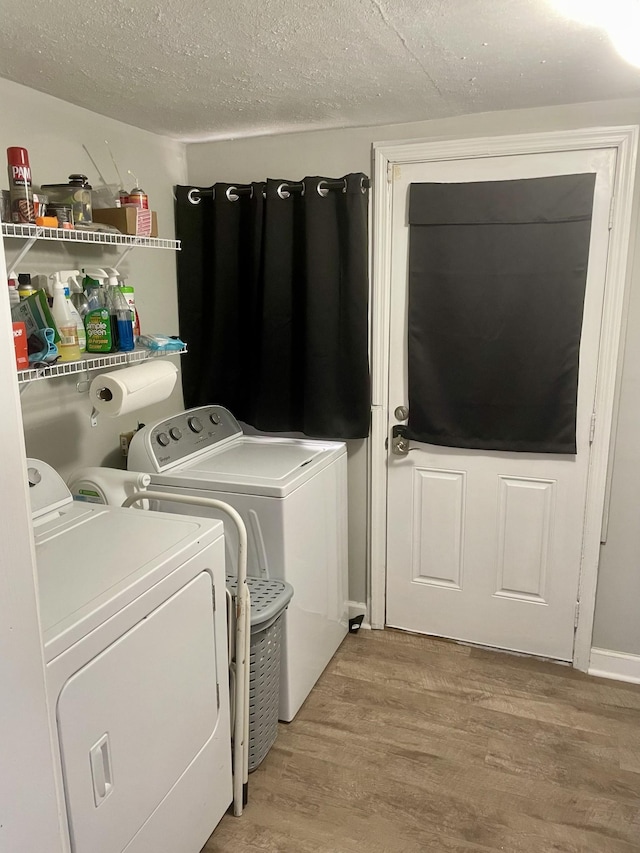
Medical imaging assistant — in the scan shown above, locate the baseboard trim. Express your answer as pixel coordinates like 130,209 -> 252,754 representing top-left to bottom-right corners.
589,647 -> 640,684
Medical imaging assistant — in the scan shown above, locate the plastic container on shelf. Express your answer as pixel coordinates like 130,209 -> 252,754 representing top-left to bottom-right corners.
41,174 -> 93,224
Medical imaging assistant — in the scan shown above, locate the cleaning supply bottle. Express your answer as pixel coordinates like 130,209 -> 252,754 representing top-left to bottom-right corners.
17,273 -> 35,301
50,271 -> 86,352
66,270 -> 90,319
83,268 -> 115,353
104,268 -> 134,352
51,278 -> 81,362
7,273 -> 19,307
118,274 -> 140,337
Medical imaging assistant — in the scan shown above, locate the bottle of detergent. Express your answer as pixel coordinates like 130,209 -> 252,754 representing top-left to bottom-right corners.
51,278 -> 81,362
50,271 -> 86,352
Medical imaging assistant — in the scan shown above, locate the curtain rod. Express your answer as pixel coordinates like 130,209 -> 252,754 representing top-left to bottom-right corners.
187,176 -> 370,204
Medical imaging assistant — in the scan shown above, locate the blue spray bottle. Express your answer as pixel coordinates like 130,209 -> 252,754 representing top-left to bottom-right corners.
105,267 -> 134,352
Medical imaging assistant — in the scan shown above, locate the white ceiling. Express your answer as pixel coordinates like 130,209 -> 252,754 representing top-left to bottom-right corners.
1,0 -> 639,142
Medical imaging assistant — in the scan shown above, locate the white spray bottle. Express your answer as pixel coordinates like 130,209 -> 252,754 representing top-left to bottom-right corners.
51,276 -> 81,362
50,270 -> 86,352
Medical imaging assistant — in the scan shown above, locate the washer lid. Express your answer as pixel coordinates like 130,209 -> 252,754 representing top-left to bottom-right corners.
156,437 -> 345,497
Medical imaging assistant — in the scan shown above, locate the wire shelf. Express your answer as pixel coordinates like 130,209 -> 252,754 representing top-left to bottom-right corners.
17,345 -> 186,385
2,222 -> 180,251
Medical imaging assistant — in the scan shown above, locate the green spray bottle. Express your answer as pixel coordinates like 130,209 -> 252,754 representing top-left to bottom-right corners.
82,268 -> 113,353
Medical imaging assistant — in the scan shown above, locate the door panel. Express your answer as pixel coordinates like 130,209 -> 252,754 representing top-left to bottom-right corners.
385,149 -> 616,660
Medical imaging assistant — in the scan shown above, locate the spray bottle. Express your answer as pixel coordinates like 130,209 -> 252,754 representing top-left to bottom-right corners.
66,270 -> 90,319
104,267 -> 134,352
50,271 -> 86,352
118,272 -> 140,337
51,277 -> 81,362
82,268 -> 113,353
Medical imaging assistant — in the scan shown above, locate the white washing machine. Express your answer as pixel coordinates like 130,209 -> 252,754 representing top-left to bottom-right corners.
28,459 -> 232,853
128,405 -> 349,722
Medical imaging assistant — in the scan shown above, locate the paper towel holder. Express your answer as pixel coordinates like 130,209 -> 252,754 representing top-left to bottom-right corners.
90,386 -> 113,427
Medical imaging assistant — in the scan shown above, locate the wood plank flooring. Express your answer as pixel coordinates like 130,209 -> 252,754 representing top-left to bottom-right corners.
204,629 -> 640,853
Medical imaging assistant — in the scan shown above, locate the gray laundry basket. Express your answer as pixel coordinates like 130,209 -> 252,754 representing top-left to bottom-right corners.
226,574 -> 293,772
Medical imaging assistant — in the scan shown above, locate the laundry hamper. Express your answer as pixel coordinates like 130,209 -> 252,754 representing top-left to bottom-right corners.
226,574 -> 293,772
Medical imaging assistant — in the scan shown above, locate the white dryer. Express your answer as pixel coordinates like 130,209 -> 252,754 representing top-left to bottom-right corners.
128,405 -> 349,722
28,459 -> 232,853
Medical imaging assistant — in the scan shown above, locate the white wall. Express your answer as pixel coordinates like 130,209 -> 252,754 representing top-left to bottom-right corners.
0,78 -> 187,480
187,98 -> 640,651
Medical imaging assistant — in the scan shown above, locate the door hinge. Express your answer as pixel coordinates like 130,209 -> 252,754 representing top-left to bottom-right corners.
212,585 -> 216,611
608,194 -> 615,230
574,600 -> 580,628
589,412 -> 596,445
385,436 -> 389,450
216,682 -> 220,709
387,162 -> 393,183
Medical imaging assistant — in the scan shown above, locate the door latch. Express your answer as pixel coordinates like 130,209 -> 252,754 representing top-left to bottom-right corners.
391,424 -> 413,456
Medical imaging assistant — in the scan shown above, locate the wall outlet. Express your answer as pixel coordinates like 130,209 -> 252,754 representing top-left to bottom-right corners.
119,430 -> 136,457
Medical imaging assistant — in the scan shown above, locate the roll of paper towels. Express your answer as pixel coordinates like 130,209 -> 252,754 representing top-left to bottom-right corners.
89,361 -> 178,417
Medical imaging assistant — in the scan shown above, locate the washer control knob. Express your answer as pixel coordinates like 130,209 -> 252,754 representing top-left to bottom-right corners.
209,412 -> 221,425
188,416 -> 203,433
157,432 -> 170,447
169,427 -> 182,441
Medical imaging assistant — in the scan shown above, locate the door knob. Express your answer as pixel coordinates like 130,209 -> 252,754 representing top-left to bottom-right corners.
394,405 -> 409,420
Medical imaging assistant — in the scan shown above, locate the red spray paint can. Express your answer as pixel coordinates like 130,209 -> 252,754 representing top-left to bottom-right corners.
7,147 -> 35,223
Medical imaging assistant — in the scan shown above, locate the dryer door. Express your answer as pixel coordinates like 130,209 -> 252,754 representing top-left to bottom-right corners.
56,572 -> 227,853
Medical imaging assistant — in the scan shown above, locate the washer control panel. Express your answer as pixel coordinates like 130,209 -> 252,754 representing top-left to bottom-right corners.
130,405 -> 243,471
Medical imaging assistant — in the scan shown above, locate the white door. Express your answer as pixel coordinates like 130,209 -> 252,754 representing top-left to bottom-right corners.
385,148 -> 616,660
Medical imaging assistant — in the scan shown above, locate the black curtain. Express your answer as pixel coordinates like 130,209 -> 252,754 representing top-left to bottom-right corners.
407,174 -> 596,454
175,174 -> 370,439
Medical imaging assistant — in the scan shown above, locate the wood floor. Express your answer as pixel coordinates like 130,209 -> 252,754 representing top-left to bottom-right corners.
204,629 -> 640,853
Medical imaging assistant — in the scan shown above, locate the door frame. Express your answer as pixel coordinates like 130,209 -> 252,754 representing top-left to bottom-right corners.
369,126 -> 638,670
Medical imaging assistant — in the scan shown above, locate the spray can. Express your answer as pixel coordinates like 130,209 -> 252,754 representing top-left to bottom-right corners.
7,273 -> 20,307
7,147 -> 35,223
127,187 -> 148,209
17,273 -> 36,301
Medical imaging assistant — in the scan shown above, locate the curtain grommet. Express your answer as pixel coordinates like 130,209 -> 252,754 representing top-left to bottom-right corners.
226,186 -> 240,202
317,181 -> 329,198
277,183 -> 291,200
187,188 -> 201,205
360,177 -> 367,194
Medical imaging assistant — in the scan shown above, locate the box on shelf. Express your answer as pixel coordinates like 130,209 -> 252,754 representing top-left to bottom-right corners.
92,207 -> 158,237
13,322 -> 29,370
11,290 -> 60,343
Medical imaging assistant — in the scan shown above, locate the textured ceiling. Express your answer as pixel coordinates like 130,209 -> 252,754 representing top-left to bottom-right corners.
0,0 -> 639,141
